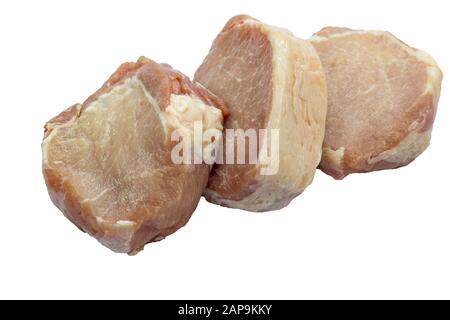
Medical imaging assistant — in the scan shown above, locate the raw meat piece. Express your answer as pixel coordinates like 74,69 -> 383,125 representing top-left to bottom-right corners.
310,28 -> 443,179
42,57 -> 227,253
195,15 -> 327,211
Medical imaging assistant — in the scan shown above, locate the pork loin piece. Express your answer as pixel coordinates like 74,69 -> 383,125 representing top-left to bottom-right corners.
310,28 -> 443,179
194,15 -> 327,212
42,57 -> 227,254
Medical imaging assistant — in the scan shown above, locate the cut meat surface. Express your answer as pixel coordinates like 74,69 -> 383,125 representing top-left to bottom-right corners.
195,15 -> 327,211
310,28 -> 443,179
42,57 -> 227,253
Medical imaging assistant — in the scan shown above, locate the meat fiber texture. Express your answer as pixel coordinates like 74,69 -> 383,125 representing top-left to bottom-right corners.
310,28 -> 443,179
195,15 -> 328,212
42,57 -> 227,254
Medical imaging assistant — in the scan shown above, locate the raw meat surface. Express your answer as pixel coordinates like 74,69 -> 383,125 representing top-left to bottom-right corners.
195,15 -> 327,211
42,57 -> 226,253
310,28 -> 443,179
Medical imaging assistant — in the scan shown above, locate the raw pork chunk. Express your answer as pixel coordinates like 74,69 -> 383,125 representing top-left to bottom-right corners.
42,57 -> 227,253
310,28 -> 443,179
195,15 -> 327,211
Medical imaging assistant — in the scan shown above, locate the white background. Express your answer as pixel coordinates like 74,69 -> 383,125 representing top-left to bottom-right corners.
0,0 -> 448,299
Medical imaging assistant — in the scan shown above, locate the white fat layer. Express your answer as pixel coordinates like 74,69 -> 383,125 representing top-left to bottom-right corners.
368,129 -> 432,165
164,93 -> 223,149
42,105 -> 82,166
323,147 -> 345,165
310,29 -> 387,43
115,220 -> 137,227
95,217 -> 135,227
133,79 -> 224,146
